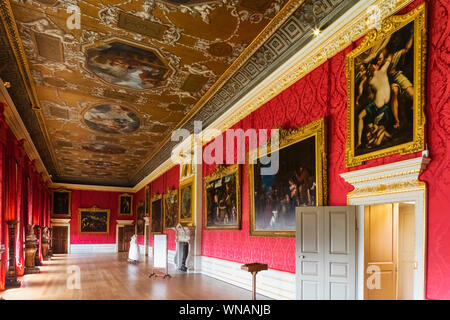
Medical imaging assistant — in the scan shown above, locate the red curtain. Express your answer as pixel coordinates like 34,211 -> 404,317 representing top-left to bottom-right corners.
15,140 -> 25,276
0,103 -> 7,291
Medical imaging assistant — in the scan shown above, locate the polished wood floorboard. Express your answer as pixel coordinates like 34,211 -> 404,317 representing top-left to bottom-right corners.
0,253 -> 270,300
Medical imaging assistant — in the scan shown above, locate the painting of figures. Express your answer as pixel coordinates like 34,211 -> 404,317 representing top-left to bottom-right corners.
52,190 -> 71,217
204,165 -> 241,230
163,189 -> 179,230
79,207 -> 110,234
86,42 -> 169,90
179,178 -> 194,225
151,195 -> 163,233
247,118 -> 326,237
346,6 -> 426,166
83,104 -> 140,134
136,202 -> 145,235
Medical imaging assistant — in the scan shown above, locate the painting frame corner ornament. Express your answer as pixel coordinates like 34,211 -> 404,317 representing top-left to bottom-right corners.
345,3 -> 426,168
179,177 -> 195,226
118,193 -> 133,215
78,206 -> 110,234
51,189 -> 72,218
247,117 -> 327,238
150,193 -> 163,234
163,187 -> 179,231
204,164 -> 241,230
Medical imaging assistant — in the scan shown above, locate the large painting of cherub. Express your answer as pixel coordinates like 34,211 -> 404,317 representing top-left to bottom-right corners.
345,5 -> 426,167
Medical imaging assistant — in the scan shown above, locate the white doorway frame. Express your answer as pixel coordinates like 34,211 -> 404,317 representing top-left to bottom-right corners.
50,218 -> 71,254
115,219 -> 134,252
341,156 -> 430,300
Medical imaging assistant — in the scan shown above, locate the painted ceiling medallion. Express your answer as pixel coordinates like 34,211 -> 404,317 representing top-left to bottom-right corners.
83,104 -> 141,134
208,42 -> 233,57
86,42 -> 170,90
81,143 -> 126,155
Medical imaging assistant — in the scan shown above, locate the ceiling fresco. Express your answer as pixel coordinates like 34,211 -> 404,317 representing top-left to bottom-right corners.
5,0 -> 289,185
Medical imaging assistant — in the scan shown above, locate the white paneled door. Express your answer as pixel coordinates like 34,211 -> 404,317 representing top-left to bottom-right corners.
295,206 -> 356,300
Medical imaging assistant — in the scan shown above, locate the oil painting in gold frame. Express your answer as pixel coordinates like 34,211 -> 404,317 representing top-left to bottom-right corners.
150,194 -> 163,234
51,189 -> 71,217
247,118 -> 327,237
144,185 -> 150,216
118,193 -> 133,215
345,4 -> 426,167
163,188 -> 179,230
204,164 -> 241,230
179,177 -> 195,226
78,206 -> 110,234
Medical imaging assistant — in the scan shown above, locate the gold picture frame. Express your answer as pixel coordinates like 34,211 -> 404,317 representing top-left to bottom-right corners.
150,193 -> 163,234
144,185 -> 150,216
118,193 -> 133,215
179,177 -> 195,226
78,206 -> 110,234
247,117 -> 327,237
163,188 -> 179,230
51,189 -> 72,218
204,164 -> 241,230
345,4 -> 426,167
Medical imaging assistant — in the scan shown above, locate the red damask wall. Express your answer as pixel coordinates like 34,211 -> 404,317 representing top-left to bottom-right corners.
200,0 -> 450,300
69,190 -> 124,244
134,165 -> 180,250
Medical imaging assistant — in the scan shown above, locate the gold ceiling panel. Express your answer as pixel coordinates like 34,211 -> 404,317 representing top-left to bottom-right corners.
8,0 -> 289,185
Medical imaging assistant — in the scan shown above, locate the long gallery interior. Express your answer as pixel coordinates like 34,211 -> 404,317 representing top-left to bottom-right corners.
0,0 -> 449,300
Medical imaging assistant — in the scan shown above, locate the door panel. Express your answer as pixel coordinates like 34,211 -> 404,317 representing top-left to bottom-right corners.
364,204 -> 397,300
296,206 -> 356,300
398,203 -> 415,300
296,207 -> 323,300
123,225 -> 135,252
52,226 -> 68,254
324,207 -> 356,300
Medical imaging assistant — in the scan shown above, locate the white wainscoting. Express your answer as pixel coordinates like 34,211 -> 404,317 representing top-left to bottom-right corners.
70,244 -> 117,253
200,256 -> 295,300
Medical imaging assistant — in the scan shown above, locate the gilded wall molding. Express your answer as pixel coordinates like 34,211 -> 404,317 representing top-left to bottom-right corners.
0,78 -> 51,183
340,156 -> 430,199
0,0 -> 60,175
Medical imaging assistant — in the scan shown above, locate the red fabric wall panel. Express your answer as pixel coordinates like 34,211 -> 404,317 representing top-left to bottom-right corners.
200,0 -> 450,299
69,190 -> 121,244
139,165 -> 179,250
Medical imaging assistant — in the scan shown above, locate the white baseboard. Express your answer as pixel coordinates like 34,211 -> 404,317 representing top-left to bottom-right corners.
70,244 -> 116,253
199,256 -> 295,300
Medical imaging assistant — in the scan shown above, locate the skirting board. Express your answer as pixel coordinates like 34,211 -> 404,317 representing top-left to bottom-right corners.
70,244 -> 116,253
200,256 -> 295,300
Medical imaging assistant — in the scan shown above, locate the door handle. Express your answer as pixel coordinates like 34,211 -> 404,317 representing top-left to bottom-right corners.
299,255 -> 305,259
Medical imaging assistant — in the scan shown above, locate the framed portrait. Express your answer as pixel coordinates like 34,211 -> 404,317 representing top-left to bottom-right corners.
118,193 -> 133,215
247,118 -> 327,237
151,194 -> 163,234
136,201 -> 145,235
345,4 -> 426,167
51,190 -> 71,217
204,164 -> 241,230
144,185 -> 150,216
179,177 -> 194,226
163,188 -> 179,230
78,206 -> 110,234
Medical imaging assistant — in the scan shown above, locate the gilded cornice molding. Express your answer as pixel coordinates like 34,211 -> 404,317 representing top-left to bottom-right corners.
0,0 -> 60,175
340,156 -> 431,198
0,78 -> 51,183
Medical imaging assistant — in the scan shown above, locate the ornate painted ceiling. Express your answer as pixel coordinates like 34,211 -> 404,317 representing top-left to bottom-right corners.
0,0 -> 357,187
3,0 -> 290,186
